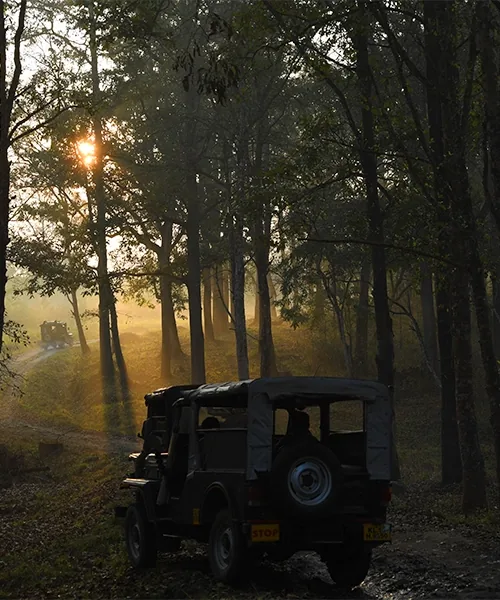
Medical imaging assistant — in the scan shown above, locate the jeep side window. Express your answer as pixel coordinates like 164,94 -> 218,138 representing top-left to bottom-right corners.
274,408 -> 289,435
330,400 -> 364,433
328,401 -> 366,468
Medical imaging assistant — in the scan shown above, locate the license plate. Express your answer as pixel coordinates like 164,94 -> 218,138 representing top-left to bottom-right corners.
363,523 -> 392,542
251,523 -> 280,542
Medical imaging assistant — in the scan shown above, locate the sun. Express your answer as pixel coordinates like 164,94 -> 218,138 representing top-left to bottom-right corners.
77,140 -> 96,167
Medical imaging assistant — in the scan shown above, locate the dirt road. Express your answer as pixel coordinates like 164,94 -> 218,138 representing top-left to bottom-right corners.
0,343 -> 141,455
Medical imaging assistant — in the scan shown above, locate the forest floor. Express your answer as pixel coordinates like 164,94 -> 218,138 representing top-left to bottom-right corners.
1,326 -> 500,599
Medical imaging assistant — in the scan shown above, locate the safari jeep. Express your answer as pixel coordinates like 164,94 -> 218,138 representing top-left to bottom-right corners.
115,377 -> 392,588
40,320 -> 74,349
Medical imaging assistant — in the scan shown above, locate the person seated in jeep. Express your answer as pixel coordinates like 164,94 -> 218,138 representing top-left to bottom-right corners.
289,408 -> 312,437
200,416 -> 220,429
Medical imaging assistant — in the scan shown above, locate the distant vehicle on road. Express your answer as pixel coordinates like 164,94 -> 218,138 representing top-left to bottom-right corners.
40,321 -> 74,350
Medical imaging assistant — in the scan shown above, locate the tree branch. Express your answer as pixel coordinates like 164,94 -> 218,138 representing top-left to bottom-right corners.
7,0 -> 27,114
301,236 -> 461,268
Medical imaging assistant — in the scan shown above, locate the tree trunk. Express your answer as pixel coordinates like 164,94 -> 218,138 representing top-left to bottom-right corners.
256,234 -> 278,377
312,281 -> 326,325
159,272 -> 171,381
0,1 -> 8,352
229,268 -> 235,318
268,274 -> 278,319
203,267 -> 214,342
213,265 -> 229,337
0,0 -> 26,352
251,107 -> 277,379
492,275 -> 500,359
221,264 -> 230,317
230,218 -> 250,379
88,3 -> 114,397
184,85 -> 205,385
453,278 -> 488,513
420,261 -> 439,374
0,143 -> 9,353
436,278 -> 462,484
354,1 -> 399,480
354,258 -> 370,376
109,299 -> 130,402
477,0 -> 500,501
253,274 -> 260,328
422,0 -> 463,486
478,0 -> 500,234
69,288 -> 90,354
424,0 -> 488,506
159,222 -> 182,365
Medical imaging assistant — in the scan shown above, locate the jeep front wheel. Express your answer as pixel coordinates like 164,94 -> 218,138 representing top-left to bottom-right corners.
322,547 -> 372,589
208,509 -> 247,583
125,503 -> 157,568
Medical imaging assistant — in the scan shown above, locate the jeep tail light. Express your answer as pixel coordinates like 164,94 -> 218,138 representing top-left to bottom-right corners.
247,485 -> 264,506
381,485 -> 392,506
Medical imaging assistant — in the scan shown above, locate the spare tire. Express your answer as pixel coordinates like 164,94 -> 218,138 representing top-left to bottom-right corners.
270,439 -> 342,519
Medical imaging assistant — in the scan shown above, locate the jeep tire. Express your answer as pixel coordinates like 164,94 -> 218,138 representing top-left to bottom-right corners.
322,547 -> 372,589
208,509 -> 248,583
270,439 -> 342,518
125,503 -> 157,568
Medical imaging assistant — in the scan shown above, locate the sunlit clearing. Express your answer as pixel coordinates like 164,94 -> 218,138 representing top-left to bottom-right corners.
77,140 -> 96,167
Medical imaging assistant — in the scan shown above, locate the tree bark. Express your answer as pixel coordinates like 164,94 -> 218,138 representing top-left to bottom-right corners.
253,274 -> 260,328
221,264 -> 230,318
213,265 -> 229,337
224,135 -> 249,378
252,120 -> 277,378
268,274 -> 278,319
478,0 -> 500,234
354,1 -> 399,480
69,288 -> 90,354
453,276 -> 488,512
109,298 -> 130,402
477,0 -> 500,502
203,267 -> 214,342
354,258 -> 370,376
159,222 -> 183,362
424,0 -> 488,505
423,0 -> 463,485
436,278 -> 462,484
492,275 -> 500,359
88,2 -> 115,397
184,85 -> 205,385
230,218 -> 250,379
159,273 -> 171,382
256,232 -> 278,377
0,0 -> 8,353
420,261 -> 439,374
0,0 -> 26,352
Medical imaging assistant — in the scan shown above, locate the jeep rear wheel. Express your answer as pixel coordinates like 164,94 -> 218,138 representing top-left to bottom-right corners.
208,509 -> 248,584
271,439 -> 342,518
125,503 -> 157,568
322,547 -> 372,589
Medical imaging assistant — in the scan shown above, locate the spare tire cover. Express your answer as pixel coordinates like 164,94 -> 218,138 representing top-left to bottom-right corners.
270,439 -> 342,518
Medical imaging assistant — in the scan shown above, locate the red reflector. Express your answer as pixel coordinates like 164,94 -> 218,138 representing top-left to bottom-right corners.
381,486 -> 392,504
247,485 -> 263,504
